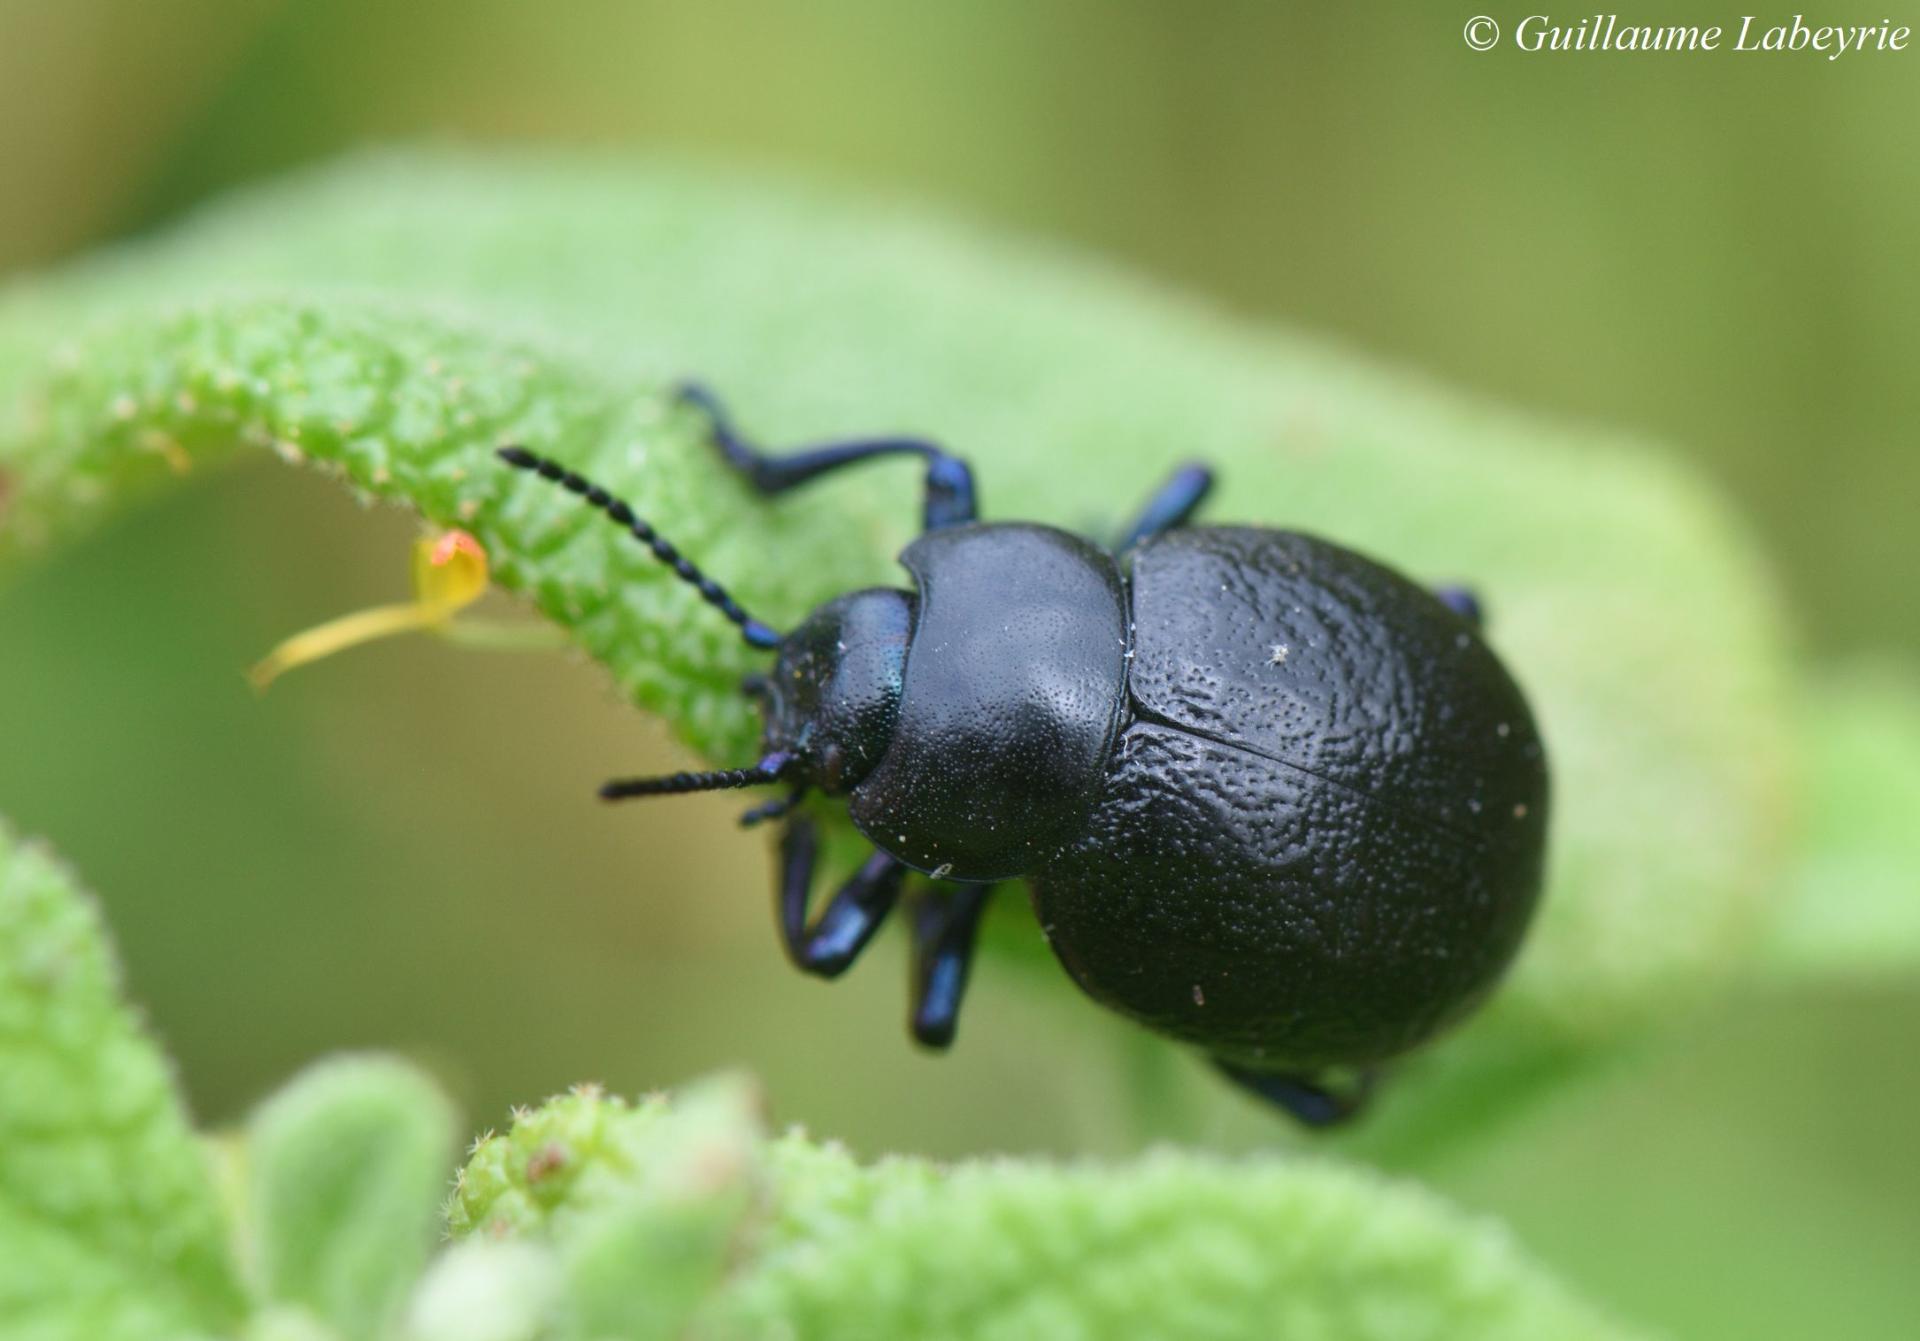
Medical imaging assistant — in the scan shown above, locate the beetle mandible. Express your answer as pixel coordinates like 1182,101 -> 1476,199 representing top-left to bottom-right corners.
498,384 -> 1549,1127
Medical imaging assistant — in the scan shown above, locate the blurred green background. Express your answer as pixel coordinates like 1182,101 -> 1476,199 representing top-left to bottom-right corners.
1,3 -> 1915,1338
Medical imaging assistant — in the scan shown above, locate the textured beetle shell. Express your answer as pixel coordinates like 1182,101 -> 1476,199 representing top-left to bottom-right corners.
849,524 -> 1129,881
1031,527 -> 1549,1072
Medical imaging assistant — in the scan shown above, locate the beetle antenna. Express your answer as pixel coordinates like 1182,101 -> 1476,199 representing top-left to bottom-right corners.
497,446 -> 782,649
599,751 -> 797,802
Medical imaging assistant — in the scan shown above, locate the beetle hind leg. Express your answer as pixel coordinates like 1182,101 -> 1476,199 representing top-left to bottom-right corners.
1213,1060 -> 1377,1129
677,380 -> 978,531
908,883 -> 993,1049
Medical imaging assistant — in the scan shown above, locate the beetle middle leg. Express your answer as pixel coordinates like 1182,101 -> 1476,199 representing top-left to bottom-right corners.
1212,1060 -> 1377,1128
776,818 -> 988,1045
677,381 -> 978,531
1114,462 -> 1215,552
776,817 -> 908,978
908,883 -> 993,1049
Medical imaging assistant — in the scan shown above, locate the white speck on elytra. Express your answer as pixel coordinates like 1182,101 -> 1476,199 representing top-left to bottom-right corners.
1513,803 -> 1529,820
1497,722 -> 1511,738
1268,644 -> 1290,666
930,863 -> 953,880
1192,984 -> 1206,1006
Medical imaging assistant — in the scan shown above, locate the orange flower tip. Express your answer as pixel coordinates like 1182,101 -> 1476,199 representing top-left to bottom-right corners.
431,529 -> 485,567
413,529 -> 488,609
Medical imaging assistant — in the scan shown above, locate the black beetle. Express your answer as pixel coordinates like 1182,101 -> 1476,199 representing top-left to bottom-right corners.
498,384 -> 1548,1127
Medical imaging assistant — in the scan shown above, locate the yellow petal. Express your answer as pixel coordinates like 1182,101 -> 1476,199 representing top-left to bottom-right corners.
412,529 -> 489,612
248,603 -> 442,691
249,529 -> 492,691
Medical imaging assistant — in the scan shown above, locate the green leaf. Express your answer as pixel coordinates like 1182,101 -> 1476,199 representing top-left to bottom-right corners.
1764,666 -> 1920,976
451,1076 -> 765,1341
0,150 -> 1795,1149
0,811 -> 1644,1338
446,1077 -> 1645,1341
398,1240 -> 560,1341
244,1054 -> 458,1338
0,818 -> 243,1341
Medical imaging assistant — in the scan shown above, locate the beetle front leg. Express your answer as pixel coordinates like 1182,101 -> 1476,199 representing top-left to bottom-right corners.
776,817 -> 823,968
775,817 -> 908,978
907,884 -> 993,1049
1212,1060 -> 1377,1128
677,381 -> 978,531
797,849 -> 909,978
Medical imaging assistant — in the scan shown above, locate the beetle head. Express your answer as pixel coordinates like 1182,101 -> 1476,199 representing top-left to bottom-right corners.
756,587 -> 913,795
497,445 -> 912,813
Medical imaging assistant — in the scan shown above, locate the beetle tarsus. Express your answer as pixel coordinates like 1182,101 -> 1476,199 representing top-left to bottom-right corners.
739,787 -> 806,829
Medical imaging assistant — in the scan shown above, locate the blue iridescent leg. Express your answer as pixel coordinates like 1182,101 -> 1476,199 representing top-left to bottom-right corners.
677,381 -> 978,530
909,884 -> 992,1049
1115,463 -> 1214,552
1433,585 -> 1485,627
1213,1061 -> 1376,1128
775,817 -> 907,979
802,852 -> 909,978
